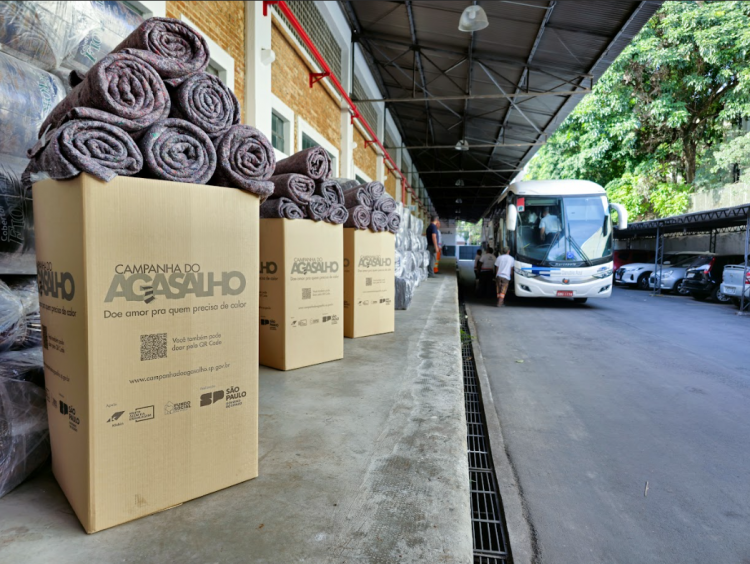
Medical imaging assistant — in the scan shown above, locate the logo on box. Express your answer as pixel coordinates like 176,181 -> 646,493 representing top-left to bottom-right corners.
107,411 -> 125,422
165,401 -> 191,415
200,390 -> 224,407
129,405 -> 154,422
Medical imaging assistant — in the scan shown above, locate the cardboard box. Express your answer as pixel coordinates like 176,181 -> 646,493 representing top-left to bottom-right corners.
259,219 -> 343,370
343,229 -> 395,338
33,174 -> 259,533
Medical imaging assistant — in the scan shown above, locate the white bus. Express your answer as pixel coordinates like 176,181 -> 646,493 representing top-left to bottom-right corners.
489,180 -> 628,303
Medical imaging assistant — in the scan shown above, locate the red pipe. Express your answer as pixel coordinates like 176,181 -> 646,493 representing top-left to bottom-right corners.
263,1 -> 425,212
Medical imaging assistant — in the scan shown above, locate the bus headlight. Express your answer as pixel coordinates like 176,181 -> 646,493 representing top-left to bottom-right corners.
592,269 -> 613,279
515,268 -> 538,278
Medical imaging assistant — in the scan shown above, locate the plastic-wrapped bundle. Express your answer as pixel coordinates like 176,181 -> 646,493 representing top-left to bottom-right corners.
64,1 -> 144,73
0,156 -> 35,275
0,376 -> 50,499
423,251 -> 430,270
419,236 -> 428,252
394,251 -> 405,278
394,276 -> 413,310
0,1 -> 93,71
0,52 -> 67,160
0,348 -> 43,387
4,276 -> 40,349
0,279 -> 25,352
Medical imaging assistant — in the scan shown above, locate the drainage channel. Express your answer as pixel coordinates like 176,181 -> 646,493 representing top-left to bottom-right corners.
460,300 -> 512,564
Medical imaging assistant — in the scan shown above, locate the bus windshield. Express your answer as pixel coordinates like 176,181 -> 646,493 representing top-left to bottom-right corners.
515,195 -> 612,265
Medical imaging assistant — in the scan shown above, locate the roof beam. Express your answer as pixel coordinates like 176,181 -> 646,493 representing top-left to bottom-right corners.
405,0 -> 436,146
354,88 -> 590,104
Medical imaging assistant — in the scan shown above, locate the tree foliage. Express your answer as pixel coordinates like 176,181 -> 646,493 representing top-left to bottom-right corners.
526,2 -> 750,220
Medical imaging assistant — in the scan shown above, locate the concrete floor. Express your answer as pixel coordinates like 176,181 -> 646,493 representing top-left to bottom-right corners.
461,261 -> 750,564
0,273 -> 472,563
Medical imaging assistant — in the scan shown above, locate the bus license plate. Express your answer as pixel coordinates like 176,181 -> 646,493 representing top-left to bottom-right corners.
557,291 -> 574,297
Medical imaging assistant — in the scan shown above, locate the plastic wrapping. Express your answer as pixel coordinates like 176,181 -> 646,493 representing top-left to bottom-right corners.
0,52 -> 67,159
4,276 -> 41,349
0,156 -> 36,274
0,376 -> 50,498
64,1 -> 144,73
394,250 -> 404,278
0,1 -> 94,71
0,278 -> 25,352
0,347 -> 43,387
394,276 -> 413,310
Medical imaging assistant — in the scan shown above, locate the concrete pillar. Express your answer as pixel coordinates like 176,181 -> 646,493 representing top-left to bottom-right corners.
376,108 -> 385,183
245,1 -> 272,133
339,42 -> 355,179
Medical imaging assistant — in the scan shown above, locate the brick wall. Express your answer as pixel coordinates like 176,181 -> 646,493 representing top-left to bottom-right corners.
166,1 -> 246,123
271,21 -> 341,153
385,171 -> 397,199
353,126 -> 377,180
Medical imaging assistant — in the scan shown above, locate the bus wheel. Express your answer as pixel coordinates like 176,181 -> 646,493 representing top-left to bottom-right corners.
574,298 -> 588,304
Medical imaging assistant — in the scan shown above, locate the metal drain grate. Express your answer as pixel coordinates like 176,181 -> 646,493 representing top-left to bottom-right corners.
460,302 -> 511,563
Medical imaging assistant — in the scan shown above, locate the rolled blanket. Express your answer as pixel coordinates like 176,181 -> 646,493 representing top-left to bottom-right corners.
260,197 -> 305,220
306,195 -> 330,222
332,178 -> 359,191
211,125 -> 275,199
343,186 -> 372,209
273,147 -> 331,180
268,174 -> 314,206
112,17 -> 209,86
138,118 -> 216,184
327,204 -> 349,225
24,120 -> 143,185
374,194 -> 397,214
370,210 -> 388,233
387,211 -> 401,234
314,179 -> 344,205
171,72 -> 240,138
344,205 -> 370,230
363,181 -> 386,203
39,53 -> 170,138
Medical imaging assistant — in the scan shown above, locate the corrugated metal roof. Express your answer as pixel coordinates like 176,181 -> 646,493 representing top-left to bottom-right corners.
341,0 -> 663,221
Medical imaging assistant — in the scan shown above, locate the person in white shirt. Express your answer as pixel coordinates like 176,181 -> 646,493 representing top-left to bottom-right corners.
478,247 -> 496,298
494,246 -> 515,307
539,207 -> 562,243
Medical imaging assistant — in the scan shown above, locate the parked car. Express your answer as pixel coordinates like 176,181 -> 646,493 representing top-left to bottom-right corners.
720,263 -> 750,308
682,254 -> 746,302
616,252 -> 703,291
649,252 -> 716,294
613,249 -> 655,272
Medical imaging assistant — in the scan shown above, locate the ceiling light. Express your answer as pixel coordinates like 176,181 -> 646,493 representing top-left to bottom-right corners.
455,139 -> 470,151
455,179 -> 464,186
458,5 -> 489,33
456,198 -> 463,204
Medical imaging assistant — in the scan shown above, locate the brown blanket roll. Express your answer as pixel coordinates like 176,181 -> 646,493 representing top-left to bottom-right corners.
260,197 -> 305,219
314,179 -> 344,205
344,205 -> 370,230
306,195 -> 330,222
343,186 -> 372,209
268,173 -> 315,206
370,210 -> 388,232
386,211 -> 401,234
373,194 -> 397,214
211,125 -> 275,199
138,118 -> 216,184
170,72 -> 240,138
273,147 -> 331,180
363,181 -> 385,203
327,204 -> 349,225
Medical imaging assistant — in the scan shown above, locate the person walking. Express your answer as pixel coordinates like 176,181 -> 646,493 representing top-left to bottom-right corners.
479,247 -> 496,297
473,249 -> 483,290
426,215 -> 439,278
494,246 -> 515,307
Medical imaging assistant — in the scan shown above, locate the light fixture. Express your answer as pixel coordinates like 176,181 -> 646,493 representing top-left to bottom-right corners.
261,48 -> 276,66
458,5 -> 489,33
455,139 -> 470,151
456,198 -> 463,204
455,179 -> 464,186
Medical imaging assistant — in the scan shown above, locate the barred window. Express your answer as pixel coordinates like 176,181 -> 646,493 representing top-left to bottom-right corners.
271,112 -> 287,152
279,2 -> 342,79
353,76 -> 378,131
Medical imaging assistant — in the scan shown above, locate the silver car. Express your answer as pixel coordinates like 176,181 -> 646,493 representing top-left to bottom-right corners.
720,263 -> 750,307
649,253 -> 715,295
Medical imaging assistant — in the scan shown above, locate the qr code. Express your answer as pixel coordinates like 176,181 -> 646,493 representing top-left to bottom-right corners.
302,288 -> 311,300
140,333 -> 167,361
366,278 -> 372,287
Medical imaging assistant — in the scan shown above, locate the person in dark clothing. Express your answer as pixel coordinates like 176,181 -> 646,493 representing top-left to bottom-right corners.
473,249 -> 483,290
426,216 -> 439,278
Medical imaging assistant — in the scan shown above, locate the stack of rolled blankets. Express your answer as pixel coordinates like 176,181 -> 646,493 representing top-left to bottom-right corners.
260,146 -> 347,224
22,16 -> 276,200
394,203 -> 429,309
329,177 -> 400,233
0,275 -> 48,499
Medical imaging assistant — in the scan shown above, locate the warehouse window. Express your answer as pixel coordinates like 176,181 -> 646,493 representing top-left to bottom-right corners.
123,1 -> 166,18
270,94 -> 295,161
271,112 -> 287,153
180,16 -> 234,91
298,117 -> 339,177
278,2 -> 342,79
356,175 -> 366,185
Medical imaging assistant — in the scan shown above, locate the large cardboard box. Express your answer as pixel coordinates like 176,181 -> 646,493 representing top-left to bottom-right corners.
343,229 -> 395,338
259,219 -> 343,370
33,174 -> 259,533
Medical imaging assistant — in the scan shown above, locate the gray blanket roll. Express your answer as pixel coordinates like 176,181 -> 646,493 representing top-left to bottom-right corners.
332,178 -> 359,191
268,173 -> 314,206
39,53 -> 170,138
273,147 -> 331,180
343,186 -> 372,209
306,195 -> 330,222
24,120 -> 143,185
327,204 -> 349,225
386,211 -> 401,234
374,194 -> 397,214
260,197 -> 305,219
344,205 -> 370,229
211,125 -> 275,200
112,17 -> 210,86
363,181 -> 385,203
370,210 -> 388,232
138,118 -> 216,184
170,72 -> 240,138
315,179 -> 344,205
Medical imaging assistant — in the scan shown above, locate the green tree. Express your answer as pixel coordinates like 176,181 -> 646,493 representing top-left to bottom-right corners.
527,2 -> 750,220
